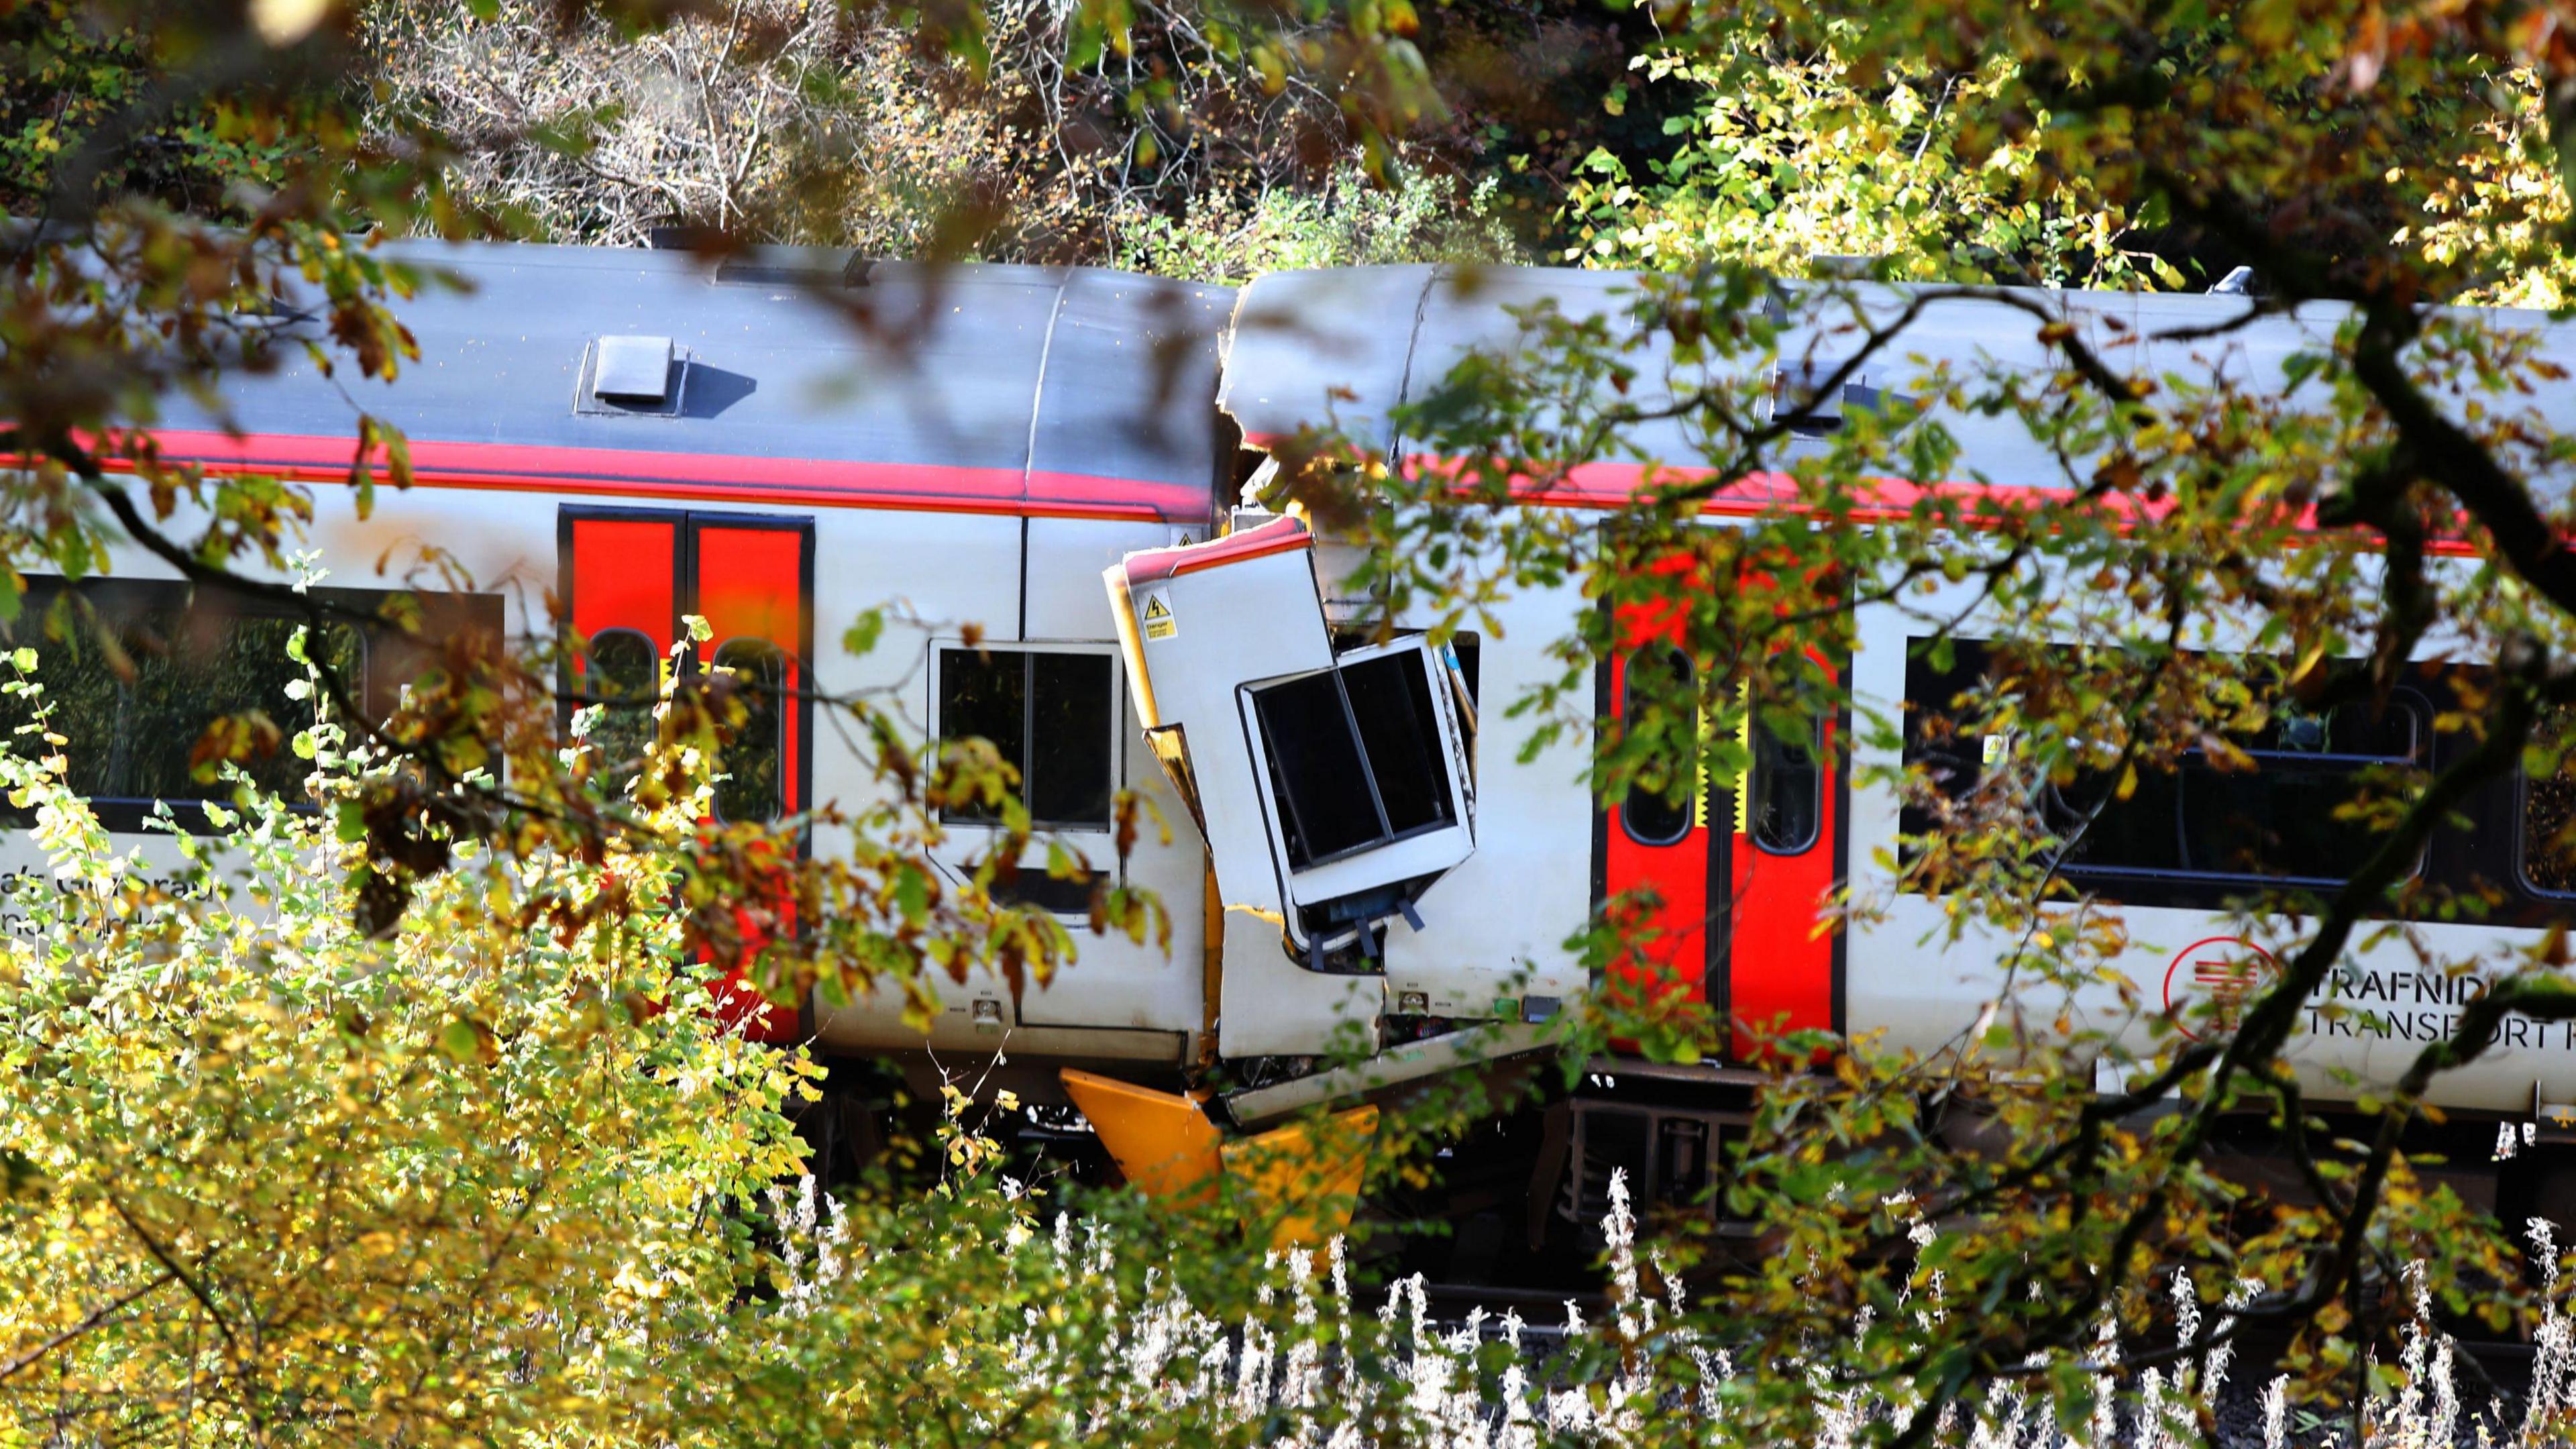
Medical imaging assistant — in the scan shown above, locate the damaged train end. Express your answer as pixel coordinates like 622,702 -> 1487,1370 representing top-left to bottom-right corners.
1101,512 -> 1570,1128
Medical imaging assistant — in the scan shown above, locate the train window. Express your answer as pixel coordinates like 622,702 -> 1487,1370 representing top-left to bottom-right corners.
578,628 -> 659,788
2050,697 -> 2423,883
1620,648 -> 1695,847
1028,653 -> 1114,825
1,602 -> 362,806
1902,637 -> 2429,888
2521,706 -> 2576,895
936,648 -> 1117,830
0,572 -> 507,824
1342,650 -> 1451,834
938,648 -> 1024,824
710,638 -> 786,824
1249,645 -> 1459,869
1254,671 -> 1383,863
1750,710 -> 1825,855
0,577 -> 496,830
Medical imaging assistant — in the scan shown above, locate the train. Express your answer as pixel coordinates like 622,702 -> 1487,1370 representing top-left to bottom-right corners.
19,239 -> 2576,1259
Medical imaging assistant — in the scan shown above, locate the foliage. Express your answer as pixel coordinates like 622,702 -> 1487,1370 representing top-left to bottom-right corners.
1263,31 -> 2576,1432
0,645 -> 812,1443
30,0 -> 2576,1444
0,635 -> 1544,1446
1558,26 -> 2151,286
358,0 -> 1432,265
0,4 -> 311,219
1107,160 -> 1522,284
360,0 -> 857,244
2400,68 -> 2576,309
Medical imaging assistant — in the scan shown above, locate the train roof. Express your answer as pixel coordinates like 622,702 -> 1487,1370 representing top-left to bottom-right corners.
146,241 -> 1235,524
127,244 -> 2576,524
1221,266 -> 2576,507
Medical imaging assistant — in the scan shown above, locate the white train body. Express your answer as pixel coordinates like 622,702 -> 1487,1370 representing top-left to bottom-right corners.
19,243 -> 2576,1123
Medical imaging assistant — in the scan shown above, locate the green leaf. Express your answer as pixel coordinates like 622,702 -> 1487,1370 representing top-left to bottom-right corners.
1066,17 -> 1105,72
437,1017 -> 484,1063
894,863 -> 930,925
842,607 -> 885,658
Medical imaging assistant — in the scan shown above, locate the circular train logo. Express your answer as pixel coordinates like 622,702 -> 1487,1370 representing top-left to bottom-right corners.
2161,936 -> 2280,1041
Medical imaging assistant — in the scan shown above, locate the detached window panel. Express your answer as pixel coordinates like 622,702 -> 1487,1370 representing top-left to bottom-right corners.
1250,644 -> 1467,873
1341,649 -> 1454,835
1253,670 -> 1382,867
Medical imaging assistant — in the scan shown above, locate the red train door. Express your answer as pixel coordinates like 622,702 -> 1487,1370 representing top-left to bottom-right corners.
561,506 -> 815,1043
1723,675 -> 1842,1061
1597,643 -> 1844,1063
1599,646 -> 1722,1029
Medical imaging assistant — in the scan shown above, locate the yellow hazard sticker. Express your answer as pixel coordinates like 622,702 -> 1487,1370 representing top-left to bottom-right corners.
1142,593 -> 1178,641
1732,679 -> 1752,837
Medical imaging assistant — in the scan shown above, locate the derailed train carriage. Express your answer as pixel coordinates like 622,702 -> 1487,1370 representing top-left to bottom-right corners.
20,239 -> 2576,1261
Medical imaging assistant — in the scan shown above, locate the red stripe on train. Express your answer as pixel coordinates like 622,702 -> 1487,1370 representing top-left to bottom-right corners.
1119,515 -> 1308,585
91,430 -> 1208,523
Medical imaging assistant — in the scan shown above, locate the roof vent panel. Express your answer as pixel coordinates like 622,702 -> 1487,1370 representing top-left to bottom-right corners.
593,335 -> 674,401
578,336 -> 688,417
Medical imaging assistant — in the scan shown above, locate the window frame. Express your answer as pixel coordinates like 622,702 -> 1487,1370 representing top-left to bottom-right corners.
0,574 -> 504,835
571,625 -> 661,792
708,635 -> 789,825
1748,707 -> 1827,857
928,641 -> 1126,834
1901,635 -> 2436,892
1234,636 -> 1477,904
2514,718 -> 2576,899
2040,702 -> 2431,889
1617,647 -> 1697,849
1249,656 -> 1456,869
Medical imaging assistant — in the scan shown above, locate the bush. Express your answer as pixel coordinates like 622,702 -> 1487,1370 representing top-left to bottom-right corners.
1107,162 -> 1527,284
0,646 -> 810,1444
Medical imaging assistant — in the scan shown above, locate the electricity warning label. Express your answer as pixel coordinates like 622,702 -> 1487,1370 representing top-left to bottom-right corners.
1142,594 -> 1178,640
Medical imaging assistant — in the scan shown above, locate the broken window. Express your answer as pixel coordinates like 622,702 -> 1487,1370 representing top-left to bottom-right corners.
1249,645 -> 1458,870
